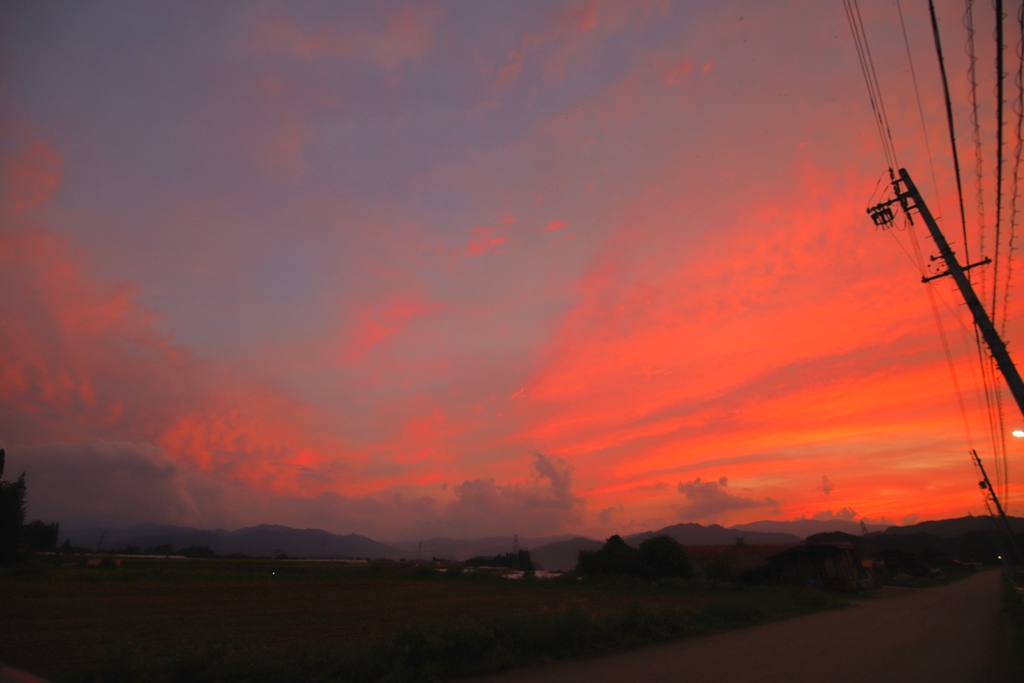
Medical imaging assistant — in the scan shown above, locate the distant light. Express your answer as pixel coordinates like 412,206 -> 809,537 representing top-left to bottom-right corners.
1013,430 -> 1024,438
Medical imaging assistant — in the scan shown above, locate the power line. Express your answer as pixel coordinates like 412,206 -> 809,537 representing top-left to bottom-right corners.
929,0 -> 971,275
993,0 -> 1007,330
843,0 -> 899,172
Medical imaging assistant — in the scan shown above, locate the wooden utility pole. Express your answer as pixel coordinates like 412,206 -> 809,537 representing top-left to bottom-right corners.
868,168 -> 1024,420
971,449 -> 1020,569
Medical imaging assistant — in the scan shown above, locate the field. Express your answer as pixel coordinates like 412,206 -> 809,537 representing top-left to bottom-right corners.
0,558 -> 849,682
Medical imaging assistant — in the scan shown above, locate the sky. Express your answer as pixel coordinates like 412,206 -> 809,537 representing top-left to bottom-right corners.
2,0 -> 1024,541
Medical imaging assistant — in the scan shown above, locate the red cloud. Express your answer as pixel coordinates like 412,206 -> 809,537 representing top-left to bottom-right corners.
545,219 -> 568,232
3,137 -> 62,215
1,134 -> 368,503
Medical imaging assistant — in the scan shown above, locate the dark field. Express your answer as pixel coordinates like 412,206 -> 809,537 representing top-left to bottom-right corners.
0,559 -> 848,682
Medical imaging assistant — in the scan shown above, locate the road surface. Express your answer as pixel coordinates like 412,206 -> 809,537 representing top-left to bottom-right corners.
467,571 -> 1018,683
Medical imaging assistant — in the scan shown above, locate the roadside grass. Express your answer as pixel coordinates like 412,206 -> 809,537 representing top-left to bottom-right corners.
0,558 -> 850,683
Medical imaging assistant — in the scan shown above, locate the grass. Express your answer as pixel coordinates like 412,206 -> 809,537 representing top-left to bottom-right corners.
0,557 -> 850,682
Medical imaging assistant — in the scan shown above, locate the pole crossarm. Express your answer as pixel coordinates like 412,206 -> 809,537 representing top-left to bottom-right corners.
921,256 -> 992,282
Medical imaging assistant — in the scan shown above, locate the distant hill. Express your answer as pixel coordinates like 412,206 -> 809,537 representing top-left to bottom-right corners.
64,523 -> 403,560
626,523 -> 800,547
530,537 -> 603,571
882,515 -> 1024,538
731,519 -> 887,539
389,534 -> 581,562
61,515 -> 1024,565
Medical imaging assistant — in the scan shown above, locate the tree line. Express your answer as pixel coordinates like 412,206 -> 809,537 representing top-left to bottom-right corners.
0,449 -> 59,563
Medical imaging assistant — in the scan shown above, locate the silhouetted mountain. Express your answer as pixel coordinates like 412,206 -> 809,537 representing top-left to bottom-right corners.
530,537 -> 603,571
64,523 -> 403,559
61,515 -> 1024,565
882,515 -> 1024,538
731,519 -> 887,539
390,534 -> 580,561
626,523 -> 801,547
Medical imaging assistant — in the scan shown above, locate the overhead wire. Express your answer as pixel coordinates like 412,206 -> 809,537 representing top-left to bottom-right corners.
1004,0 -> 1023,342
844,0 -> 900,172
963,0 -> 1010,502
991,0 -> 1011,511
966,0 -> 988,281
898,0 -> 979,455
930,0 -> 972,278
926,1 -> 1010,508
994,0 -> 1006,328
853,0 -> 1017,516
900,0 -> 944,209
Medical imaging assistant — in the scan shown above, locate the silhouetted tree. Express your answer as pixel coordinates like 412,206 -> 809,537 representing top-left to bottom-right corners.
464,550 -> 534,571
22,520 -> 59,552
0,449 -> 27,563
576,535 -> 640,577
577,534 -> 693,580
637,535 -> 694,579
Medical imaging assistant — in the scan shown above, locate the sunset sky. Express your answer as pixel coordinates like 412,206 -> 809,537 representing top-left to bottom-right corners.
3,1 -> 1024,541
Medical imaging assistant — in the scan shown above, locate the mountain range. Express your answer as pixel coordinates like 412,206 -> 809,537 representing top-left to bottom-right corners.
63,514 -> 1020,570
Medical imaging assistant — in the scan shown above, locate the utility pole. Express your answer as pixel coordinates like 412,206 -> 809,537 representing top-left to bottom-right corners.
971,449 -> 1020,571
868,168 -> 1024,420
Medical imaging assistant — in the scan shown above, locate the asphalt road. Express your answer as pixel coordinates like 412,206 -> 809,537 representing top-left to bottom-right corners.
468,571 -> 1019,683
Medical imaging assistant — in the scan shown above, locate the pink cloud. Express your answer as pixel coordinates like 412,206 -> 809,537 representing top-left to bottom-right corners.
339,296 -> 438,364
483,0 -> 666,97
545,219 -> 569,232
464,225 -> 506,256
256,4 -> 439,69
665,58 -> 694,85
2,136 -> 62,215
0,133 -> 367,503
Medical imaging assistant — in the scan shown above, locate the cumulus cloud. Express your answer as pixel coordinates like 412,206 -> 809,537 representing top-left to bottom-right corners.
676,476 -> 778,522
440,451 -> 585,537
13,441 -> 201,528
7,441 -> 587,540
598,503 -> 624,524
812,507 -> 857,522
